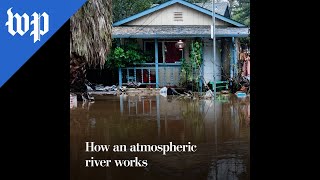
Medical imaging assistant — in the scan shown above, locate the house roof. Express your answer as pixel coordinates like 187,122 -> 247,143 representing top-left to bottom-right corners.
113,0 -> 245,27
112,25 -> 249,39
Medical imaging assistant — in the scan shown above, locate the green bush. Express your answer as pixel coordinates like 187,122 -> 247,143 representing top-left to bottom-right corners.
105,44 -> 150,69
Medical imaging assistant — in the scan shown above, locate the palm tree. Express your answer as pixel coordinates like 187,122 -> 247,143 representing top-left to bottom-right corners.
70,0 -> 112,97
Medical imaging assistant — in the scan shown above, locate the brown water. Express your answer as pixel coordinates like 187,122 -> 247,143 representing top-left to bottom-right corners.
70,95 -> 250,180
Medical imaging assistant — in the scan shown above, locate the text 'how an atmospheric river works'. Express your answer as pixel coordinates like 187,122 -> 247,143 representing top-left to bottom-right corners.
84,141 -> 197,168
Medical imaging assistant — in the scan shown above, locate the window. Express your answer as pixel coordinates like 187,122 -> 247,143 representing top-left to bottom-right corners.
144,40 -> 183,63
144,41 -> 163,63
164,41 -> 182,63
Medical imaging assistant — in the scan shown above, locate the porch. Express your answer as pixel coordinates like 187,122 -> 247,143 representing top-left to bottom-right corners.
114,35 -> 246,89
119,63 -> 182,87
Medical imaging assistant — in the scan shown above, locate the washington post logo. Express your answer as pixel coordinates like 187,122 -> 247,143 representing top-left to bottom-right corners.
5,7 -> 49,43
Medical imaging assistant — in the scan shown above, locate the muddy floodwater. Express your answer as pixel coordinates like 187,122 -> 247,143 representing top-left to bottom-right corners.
70,95 -> 250,180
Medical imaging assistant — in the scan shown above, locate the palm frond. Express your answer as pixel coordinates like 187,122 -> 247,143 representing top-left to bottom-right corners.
70,0 -> 112,68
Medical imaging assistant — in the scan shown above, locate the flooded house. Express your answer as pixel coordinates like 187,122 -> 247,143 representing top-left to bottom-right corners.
112,0 -> 249,89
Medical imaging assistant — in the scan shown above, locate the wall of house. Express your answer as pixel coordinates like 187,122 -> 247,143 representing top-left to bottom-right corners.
221,38 -> 231,80
202,38 -> 222,83
137,39 -> 144,49
125,3 -> 231,26
158,66 -> 181,87
183,39 -> 191,62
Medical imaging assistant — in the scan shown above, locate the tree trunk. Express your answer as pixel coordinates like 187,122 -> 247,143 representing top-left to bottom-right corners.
70,53 -> 87,99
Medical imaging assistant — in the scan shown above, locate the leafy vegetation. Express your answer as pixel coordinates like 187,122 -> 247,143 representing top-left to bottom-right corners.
105,41 -> 151,69
113,0 -> 154,22
227,0 -> 250,47
180,40 -> 203,90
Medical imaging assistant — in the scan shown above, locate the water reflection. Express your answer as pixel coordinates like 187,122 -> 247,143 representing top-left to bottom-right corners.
70,95 -> 250,180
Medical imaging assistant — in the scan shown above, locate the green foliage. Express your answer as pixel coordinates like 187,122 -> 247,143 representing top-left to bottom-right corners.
230,0 -> 250,49
153,0 -> 169,3
190,41 -> 203,66
180,58 -> 191,79
180,40 -> 203,87
113,0 -> 154,22
105,42 -> 150,69
181,41 -> 202,75
231,0 -> 250,26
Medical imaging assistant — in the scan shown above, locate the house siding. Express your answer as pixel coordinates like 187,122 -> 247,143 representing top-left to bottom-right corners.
202,38 -> 222,83
125,3 -> 230,26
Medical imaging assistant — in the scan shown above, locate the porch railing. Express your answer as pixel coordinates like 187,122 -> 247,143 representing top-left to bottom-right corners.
119,63 -> 181,87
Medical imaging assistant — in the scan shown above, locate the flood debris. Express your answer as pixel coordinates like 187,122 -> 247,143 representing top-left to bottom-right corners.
127,81 -> 141,88
239,76 -> 250,94
229,75 -> 250,95
70,93 -> 77,109
159,86 -> 199,100
85,84 -> 94,91
84,79 -> 118,92
159,87 -> 167,97
84,80 -> 120,96
95,84 -> 117,91
72,79 -> 119,102
81,92 -> 95,102
119,86 -> 127,92
232,76 -> 250,98
203,89 -> 214,99
159,86 -> 183,96
235,91 -> 247,98
221,90 -> 229,94
167,87 -> 180,95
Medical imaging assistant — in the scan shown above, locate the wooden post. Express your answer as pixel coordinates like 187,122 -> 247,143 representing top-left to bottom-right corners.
118,68 -> 122,87
212,0 -> 216,99
232,37 -> 237,78
230,38 -> 234,79
233,37 -> 238,78
155,39 -> 159,88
